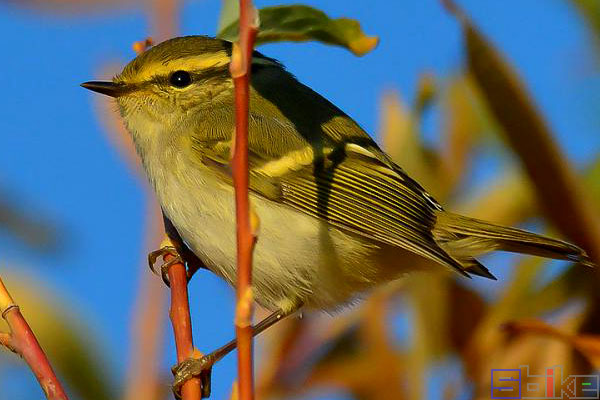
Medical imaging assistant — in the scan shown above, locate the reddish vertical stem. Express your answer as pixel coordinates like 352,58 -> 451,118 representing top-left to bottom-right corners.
0,277 -> 69,400
230,1 -> 259,400
165,255 -> 203,399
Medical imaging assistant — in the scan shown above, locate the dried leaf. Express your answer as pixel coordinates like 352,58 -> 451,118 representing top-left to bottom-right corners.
407,274 -> 450,360
438,75 -> 482,194
413,72 -> 437,117
459,154 -> 600,235
455,169 -> 535,226
255,315 -> 306,397
460,256 -> 545,380
260,287 -> 407,399
505,319 -> 600,368
305,293 -> 406,400
405,274 -> 454,400
218,5 -> 378,56
379,92 -> 439,196
380,92 -> 413,156
472,317 -> 581,400
447,281 -> 487,353
445,0 -> 600,262
458,155 -> 600,378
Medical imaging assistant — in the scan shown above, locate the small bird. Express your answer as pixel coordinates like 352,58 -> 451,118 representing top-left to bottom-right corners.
82,35 -> 592,392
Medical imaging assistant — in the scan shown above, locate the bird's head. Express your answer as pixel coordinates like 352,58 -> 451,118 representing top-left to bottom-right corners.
83,36 -> 241,129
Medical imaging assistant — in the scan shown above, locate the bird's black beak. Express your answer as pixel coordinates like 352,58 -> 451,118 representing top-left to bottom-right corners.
81,81 -> 126,98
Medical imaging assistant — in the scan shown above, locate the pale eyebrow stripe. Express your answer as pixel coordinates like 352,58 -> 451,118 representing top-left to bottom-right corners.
127,51 -> 231,83
125,53 -> 281,85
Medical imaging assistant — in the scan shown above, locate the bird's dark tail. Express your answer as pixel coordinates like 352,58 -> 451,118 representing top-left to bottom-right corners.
433,212 -> 594,279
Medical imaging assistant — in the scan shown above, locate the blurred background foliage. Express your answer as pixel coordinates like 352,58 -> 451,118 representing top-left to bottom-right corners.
1,0 -> 599,399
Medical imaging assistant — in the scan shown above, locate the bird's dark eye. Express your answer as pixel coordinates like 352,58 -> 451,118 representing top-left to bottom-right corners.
169,70 -> 192,88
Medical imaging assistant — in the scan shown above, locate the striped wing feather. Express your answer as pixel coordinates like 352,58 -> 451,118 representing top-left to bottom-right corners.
194,136 -> 468,276
274,148 -> 469,276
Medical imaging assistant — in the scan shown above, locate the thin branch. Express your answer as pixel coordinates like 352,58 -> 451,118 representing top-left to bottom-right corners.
0,276 -> 69,400
165,253 -> 203,399
230,2 -> 259,400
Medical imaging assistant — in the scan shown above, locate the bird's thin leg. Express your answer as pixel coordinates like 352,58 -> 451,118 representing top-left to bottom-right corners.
148,245 -> 202,286
147,245 -> 185,286
172,307 -> 299,398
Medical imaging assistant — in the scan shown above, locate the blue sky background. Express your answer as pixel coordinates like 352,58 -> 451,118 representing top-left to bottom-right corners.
0,0 -> 598,399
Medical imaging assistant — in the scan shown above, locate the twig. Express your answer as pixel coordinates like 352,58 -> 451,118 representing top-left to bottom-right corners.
165,253 -> 203,399
132,38 -> 154,55
0,276 -> 69,400
230,2 -> 259,400
0,331 -> 15,351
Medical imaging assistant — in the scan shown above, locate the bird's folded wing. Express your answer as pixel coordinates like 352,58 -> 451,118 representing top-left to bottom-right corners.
193,136 -> 467,276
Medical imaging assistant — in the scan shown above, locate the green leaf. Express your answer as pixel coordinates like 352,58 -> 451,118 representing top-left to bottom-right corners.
217,0 -> 240,35
217,5 -> 378,56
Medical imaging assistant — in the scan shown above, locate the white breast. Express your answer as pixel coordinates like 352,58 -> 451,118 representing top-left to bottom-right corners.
147,149 -> 398,311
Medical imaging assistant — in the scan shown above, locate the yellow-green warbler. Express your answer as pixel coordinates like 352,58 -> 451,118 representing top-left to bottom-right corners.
82,35 -> 592,392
